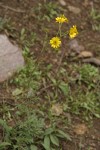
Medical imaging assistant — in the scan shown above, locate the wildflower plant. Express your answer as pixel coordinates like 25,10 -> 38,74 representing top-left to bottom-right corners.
50,14 -> 78,50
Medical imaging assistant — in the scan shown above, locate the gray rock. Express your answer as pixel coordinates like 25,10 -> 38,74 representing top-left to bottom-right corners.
68,39 -> 85,54
0,35 -> 24,82
59,0 -> 66,6
68,5 -> 81,14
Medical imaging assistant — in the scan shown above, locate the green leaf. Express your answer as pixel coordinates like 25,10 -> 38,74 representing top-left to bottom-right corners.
13,145 -> 19,149
56,133 -> 65,138
44,128 -> 54,135
0,142 -> 11,149
47,73 -> 57,85
59,82 -> 69,96
0,119 -> 12,132
50,134 -> 59,146
42,144 -> 51,150
94,113 -> 100,118
21,28 -> 25,36
12,88 -> 23,96
43,135 -> 51,150
57,130 -> 71,141
30,145 -> 38,150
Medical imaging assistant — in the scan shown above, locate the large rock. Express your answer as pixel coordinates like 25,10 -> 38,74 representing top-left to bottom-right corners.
0,35 -> 24,82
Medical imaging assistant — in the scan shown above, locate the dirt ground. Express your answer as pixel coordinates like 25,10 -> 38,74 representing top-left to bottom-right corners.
0,0 -> 100,150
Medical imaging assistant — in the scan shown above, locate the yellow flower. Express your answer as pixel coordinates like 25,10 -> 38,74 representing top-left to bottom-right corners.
50,37 -> 61,49
56,15 -> 68,23
69,25 -> 78,39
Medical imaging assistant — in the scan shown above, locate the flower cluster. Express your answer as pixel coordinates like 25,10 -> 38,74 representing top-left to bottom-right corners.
56,15 -> 68,23
69,25 -> 78,39
50,15 -> 78,49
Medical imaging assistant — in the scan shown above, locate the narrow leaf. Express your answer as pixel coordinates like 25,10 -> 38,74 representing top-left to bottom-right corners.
42,143 -> 51,150
0,119 -> 12,132
57,130 -> 71,141
59,82 -> 69,96
12,88 -> 23,96
0,142 -> 11,149
43,135 -> 50,150
30,145 -> 38,150
44,128 -> 54,135
50,134 -> 59,146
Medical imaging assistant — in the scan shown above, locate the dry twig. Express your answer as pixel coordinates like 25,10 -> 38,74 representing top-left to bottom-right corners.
82,57 -> 100,66
37,84 -> 53,96
0,3 -> 25,13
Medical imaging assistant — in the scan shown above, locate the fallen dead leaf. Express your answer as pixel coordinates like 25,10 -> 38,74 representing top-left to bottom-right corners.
51,103 -> 63,116
73,124 -> 88,135
78,51 -> 93,58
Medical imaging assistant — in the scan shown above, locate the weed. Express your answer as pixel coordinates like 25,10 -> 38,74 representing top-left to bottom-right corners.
20,28 -> 37,47
50,15 -> 78,49
78,64 -> 99,87
0,17 -> 10,31
0,113 -> 45,150
11,59 -> 42,97
0,107 -> 71,150
70,91 -> 100,120
45,71 -> 70,99
0,17 -> 7,31
1,1 -> 100,149
42,125 -> 71,150
0,17 -> 15,33
33,2 -> 61,22
22,46 -> 30,58
90,7 -> 100,31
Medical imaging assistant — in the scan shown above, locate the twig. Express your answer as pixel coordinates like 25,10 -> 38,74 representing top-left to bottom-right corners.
82,57 -> 100,66
0,3 -> 25,13
37,84 -> 53,96
55,49 -> 66,73
0,101 -> 16,106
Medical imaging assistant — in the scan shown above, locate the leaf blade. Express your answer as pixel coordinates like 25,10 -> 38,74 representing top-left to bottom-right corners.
57,130 -> 71,141
50,134 -> 59,146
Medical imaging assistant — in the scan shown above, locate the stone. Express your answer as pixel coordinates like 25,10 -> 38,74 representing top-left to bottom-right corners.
68,39 -> 85,54
78,51 -> 93,58
0,34 -> 24,82
68,5 -> 81,14
59,0 -> 66,6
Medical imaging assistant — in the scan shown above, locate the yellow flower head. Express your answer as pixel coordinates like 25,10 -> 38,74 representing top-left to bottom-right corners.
69,25 -> 78,39
56,15 -> 68,23
50,37 -> 61,49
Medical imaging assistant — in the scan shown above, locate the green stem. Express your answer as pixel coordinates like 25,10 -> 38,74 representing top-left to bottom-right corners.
41,31 -> 48,51
59,23 -> 62,37
56,23 -> 62,37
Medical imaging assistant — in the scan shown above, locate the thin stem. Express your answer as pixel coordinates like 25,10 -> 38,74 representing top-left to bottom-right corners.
41,31 -> 48,51
56,23 -> 62,37
59,23 -> 62,37
55,48 -> 66,73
